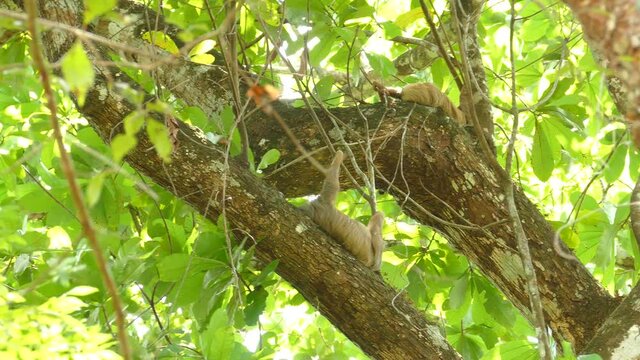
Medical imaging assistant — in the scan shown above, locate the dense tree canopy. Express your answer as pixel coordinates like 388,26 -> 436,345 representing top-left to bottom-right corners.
1,0 -> 640,359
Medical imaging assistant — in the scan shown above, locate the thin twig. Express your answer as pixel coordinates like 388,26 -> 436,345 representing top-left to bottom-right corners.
23,1 -> 132,359
504,2 -> 552,358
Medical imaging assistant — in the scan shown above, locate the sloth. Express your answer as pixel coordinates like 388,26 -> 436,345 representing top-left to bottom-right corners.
373,81 -> 466,125
302,150 -> 385,270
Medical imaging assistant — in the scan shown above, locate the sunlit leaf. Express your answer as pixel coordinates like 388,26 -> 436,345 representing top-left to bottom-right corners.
146,119 -> 173,162
531,121 -> 554,181
83,0 -> 116,24
61,42 -> 95,106
603,144 -> 627,183
142,31 -> 179,54
257,149 -> 280,170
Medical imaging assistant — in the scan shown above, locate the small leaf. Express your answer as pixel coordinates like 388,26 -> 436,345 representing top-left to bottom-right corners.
83,0 -> 116,24
531,121 -> 554,181
142,31 -> 179,54
66,286 -> 99,296
244,287 -> 268,326
366,53 -> 397,78
190,53 -> 215,64
257,149 -> 281,170
188,39 -> 216,56
61,42 -> 95,106
603,144 -> 627,183
110,133 -> 137,162
86,172 -> 105,207
252,260 -> 279,286
13,254 -> 30,275
123,111 -> 145,135
146,119 -> 173,162
449,275 -> 469,309
200,308 -> 234,360
381,21 -> 402,39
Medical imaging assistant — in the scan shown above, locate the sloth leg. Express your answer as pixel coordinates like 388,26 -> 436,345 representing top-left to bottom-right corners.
368,211 -> 385,270
317,150 -> 344,205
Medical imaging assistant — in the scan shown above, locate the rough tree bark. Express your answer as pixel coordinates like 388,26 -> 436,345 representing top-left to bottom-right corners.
5,0 -> 635,357
583,284 -> 640,360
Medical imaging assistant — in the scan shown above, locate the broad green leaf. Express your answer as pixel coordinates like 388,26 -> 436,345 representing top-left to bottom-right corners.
479,340 -> 536,360
603,144 -> 627,183
252,260 -> 279,287
188,39 -> 216,56
395,7 -> 423,27
142,31 -> 179,54
200,308 -> 234,360
381,21 -> 402,39
452,332 -> 486,360
110,133 -> 137,162
244,287 -> 268,326
146,119 -> 173,162
86,172 -> 105,207
521,18 -> 550,42
190,53 -> 215,65
65,286 -> 99,296
257,149 -> 281,170
314,76 -> 335,101
83,0 -> 116,24
577,354 -> 604,360
124,111 -> 145,135
449,275 -> 469,309
531,121 -> 554,181
13,254 -> 30,275
366,53 -> 397,79
157,254 -> 227,282
61,42 -> 95,106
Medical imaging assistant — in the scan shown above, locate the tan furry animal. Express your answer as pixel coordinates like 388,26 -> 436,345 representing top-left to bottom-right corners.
373,81 -> 466,125
302,151 -> 385,270
401,83 -> 466,125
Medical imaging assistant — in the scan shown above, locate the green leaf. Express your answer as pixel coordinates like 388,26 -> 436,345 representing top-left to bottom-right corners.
531,121 -> 554,181
142,31 -> 179,54
396,7 -> 423,27
83,0 -> 116,24
156,254 -> 227,282
200,308 -> 234,360
577,355 -> 604,360
244,287 -> 268,326
252,260 -> 279,287
146,119 -> 173,162
65,286 -> 99,297
188,39 -> 216,56
603,144 -> 627,183
110,133 -> 137,162
314,76 -> 335,101
61,42 -> 95,106
257,149 -> 281,170
381,21 -> 402,39
480,340 -> 536,360
190,54 -> 215,65
124,111 -> 145,135
521,18 -> 550,42
86,172 -> 105,207
449,275 -> 469,309
366,53 -> 397,79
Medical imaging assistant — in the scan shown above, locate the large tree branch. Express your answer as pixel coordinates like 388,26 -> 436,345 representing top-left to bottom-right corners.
77,0 -> 620,351
17,0 -> 460,358
10,0 -> 625,354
